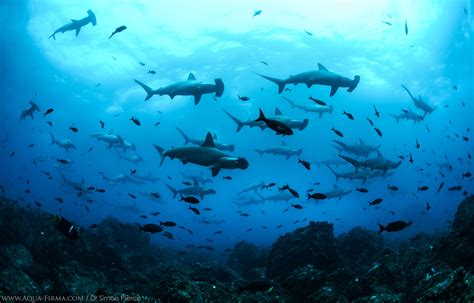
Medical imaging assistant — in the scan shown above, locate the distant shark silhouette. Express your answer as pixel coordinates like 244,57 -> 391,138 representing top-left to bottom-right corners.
49,9 -> 97,40
134,73 -> 224,105
257,63 -> 360,96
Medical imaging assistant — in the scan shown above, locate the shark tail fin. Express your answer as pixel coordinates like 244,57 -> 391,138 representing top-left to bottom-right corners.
134,80 -> 154,101
49,132 -> 57,145
165,184 -> 178,198
257,74 -> 285,94
347,75 -> 360,92
325,165 -> 340,182
176,128 -> 190,144
223,110 -> 244,132
153,144 -> 166,166
214,79 -> 224,97
377,223 -> 385,234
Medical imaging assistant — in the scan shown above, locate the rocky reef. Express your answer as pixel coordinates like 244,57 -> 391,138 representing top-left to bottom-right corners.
1,195 -> 474,301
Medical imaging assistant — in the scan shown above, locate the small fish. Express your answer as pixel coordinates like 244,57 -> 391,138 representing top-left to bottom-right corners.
298,158 -> 311,170
374,105 -> 380,117
374,127 -> 383,137
367,118 -> 374,126
426,202 -> 431,211
128,193 -> 137,199
88,147 -> 93,152
331,127 -> 344,137
9,152 -> 15,157
304,29 -> 313,36
342,111 -> 354,120
462,172 -> 472,178
95,83 -> 101,87
405,20 -> 408,35
448,186 -> 462,191
464,8 -> 468,15
356,187 -> 368,193
418,186 -> 429,191
253,10 -> 262,17
139,215 -> 148,219
69,126 -> 79,133
139,62 -> 145,66
214,230 -> 223,234
369,198 -> 383,206
240,213 -> 249,217
87,186 -> 95,191
309,96 -> 326,106
57,159 -> 70,165
130,169 -> 137,175
35,201 -> 42,207
237,95 -> 250,101
89,224 -> 98,229
139,224 -> 163,234
189,206 -> 200,215
43,108 -> 54,117
148,70 -> 156,74
47,121 -> 53,127
307,192 -> 327,200
409,153 -> 414,164
180,194 -> 200,204
130,117 -> 141,126
150,212 -> 160,216
260,61 -> 268,66
28,144 -> 34,148
99,120 -> 104,128
96,188 -> 106,193
154,122 -> 160,127
182,181 -> 192,186
382,21 -> 392,26
55,197 -> 64,203
223,176 -> 232,180
291,203 -> 303,209
109,25 -> 127,39
203,207 -> 212,211
160,221 -> 177,227
416,139 -> 420,149
151,192 -> 160,199
277,224 -> 283,228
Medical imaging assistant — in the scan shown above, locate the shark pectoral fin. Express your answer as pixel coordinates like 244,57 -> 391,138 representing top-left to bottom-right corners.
193,94 -> 202,105
306,83 -> 312,88
211,167 -> 221,177
75,27 -> 81,36
330,86 -> 339,97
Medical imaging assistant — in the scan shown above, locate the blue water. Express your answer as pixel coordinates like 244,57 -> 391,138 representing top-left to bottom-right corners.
1,1 -> 473,251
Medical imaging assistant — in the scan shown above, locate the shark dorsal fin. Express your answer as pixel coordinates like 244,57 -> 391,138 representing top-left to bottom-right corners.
187,73 -> 196,81
274,107 -> 283,116
318,63 -> 328,71
71,19 -> 79,23
201,132 -> 216,148
359,138 -> 364,144
376,150 -> 382,158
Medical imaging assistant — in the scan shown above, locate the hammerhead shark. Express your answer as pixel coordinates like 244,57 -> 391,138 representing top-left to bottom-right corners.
134,73 -> 224,105
49,9 -> 97,40
257,63 -> 360,96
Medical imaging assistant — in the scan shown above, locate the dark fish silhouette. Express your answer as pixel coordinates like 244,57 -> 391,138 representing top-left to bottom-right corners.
43,108 -> 54,117
130,117 -> 141,126
255,108 -> 293,136
378,220 -> 411,234
331,127 -> 343,137
298,158 -> 311,170
309,96 -> 327,106
405,20 -> 408,35
342,111 -> 354,120
109,25 -> 127,39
